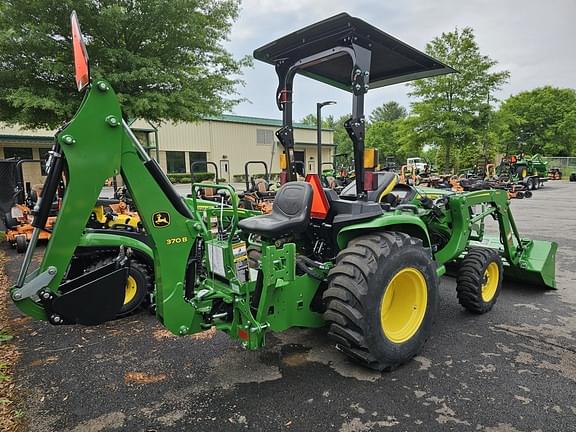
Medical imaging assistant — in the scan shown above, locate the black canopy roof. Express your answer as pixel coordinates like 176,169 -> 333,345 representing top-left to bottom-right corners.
253,13 -> 455,91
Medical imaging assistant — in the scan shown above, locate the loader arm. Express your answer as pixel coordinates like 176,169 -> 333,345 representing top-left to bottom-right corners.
434,189 -> 556,288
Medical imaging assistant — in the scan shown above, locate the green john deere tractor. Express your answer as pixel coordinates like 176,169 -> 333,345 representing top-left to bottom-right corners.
11,12 -> 557,371
498,153 -> 548,190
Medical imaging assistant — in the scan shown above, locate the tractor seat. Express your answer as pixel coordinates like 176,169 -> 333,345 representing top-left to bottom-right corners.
238,182 -> 312,238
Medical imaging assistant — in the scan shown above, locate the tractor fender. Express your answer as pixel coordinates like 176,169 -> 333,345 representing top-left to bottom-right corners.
336,214 -> 431,250
77,231 -> 154,265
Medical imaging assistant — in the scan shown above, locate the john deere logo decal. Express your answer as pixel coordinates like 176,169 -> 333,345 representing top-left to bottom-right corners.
152,212 -> 170,228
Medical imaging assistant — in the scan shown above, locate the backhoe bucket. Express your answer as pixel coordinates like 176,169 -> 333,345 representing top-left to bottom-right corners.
504,239 -> 557,289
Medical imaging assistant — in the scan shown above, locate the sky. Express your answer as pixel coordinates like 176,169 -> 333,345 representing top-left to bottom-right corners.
223,0 -> 576,121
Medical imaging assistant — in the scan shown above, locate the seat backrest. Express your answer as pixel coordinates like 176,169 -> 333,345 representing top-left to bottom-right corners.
273,181 -> 313,221
254,178 -> 269,193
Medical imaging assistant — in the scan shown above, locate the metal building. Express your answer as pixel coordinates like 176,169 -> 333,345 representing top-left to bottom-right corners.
0,115 -> 334,186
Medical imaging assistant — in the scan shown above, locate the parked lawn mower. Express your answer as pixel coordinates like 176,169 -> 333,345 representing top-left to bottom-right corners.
240,161 -> 275,213
548,167 -> 562,180
381,156 -> 398,172
6,202 -> 56,253
11,12 -> 557,372
0,160 -> 60,252
191,161 -> 222,201
87,196 -> 142,232
331,152 -> 354,187
320,162 -> 339,189
449,174 -> 532,200
399,164 -> 417,185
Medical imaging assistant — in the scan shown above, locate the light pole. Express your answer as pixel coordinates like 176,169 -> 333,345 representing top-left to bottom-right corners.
317,101 -> 337,175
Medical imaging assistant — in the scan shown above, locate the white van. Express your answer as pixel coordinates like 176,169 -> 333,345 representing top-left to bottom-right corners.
407,157 -> 426,172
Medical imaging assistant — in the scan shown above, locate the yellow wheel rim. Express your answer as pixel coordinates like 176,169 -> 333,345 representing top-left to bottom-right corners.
481,262 -> 499,302
124,275 -> 138,305
380,267 -> 428,344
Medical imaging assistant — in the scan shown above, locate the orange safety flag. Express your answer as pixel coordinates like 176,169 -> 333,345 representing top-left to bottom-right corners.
71,11 -> 90,91
305,174 -> 330,220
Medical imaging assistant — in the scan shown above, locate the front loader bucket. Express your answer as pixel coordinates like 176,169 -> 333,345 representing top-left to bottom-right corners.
504,239 -> 558,289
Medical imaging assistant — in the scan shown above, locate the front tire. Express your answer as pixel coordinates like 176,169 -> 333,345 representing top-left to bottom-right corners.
323,232 -> 438,371
15,234 -> 27,253
456,248 -> 503,314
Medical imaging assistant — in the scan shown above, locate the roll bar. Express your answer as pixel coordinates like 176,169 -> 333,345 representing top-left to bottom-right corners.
191,161 -> 219,183
244,161 -> 270,191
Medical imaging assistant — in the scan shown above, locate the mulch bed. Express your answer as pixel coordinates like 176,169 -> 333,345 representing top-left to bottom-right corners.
0,251 -> 23,432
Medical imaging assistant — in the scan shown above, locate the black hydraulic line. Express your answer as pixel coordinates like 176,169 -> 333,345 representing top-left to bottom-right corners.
32,146 -> 63,229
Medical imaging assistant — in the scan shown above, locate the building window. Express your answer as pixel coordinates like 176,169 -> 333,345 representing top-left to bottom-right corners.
133,131 -> 154,155
39,148 -> 51,176
4,147 -> 33,160
166,151 -> 186,173
189,152 -> 207,172
256,129 -> 274,145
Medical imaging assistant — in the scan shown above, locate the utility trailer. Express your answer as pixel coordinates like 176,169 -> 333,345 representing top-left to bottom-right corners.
499,153 -> 548,190
11,12 -> 556,371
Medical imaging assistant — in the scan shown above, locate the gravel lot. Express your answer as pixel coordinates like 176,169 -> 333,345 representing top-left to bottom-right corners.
3,181 -> 575,432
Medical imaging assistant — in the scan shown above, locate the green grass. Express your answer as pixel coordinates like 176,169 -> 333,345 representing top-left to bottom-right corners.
0,363 -> 9,383
0,329 -> 13,343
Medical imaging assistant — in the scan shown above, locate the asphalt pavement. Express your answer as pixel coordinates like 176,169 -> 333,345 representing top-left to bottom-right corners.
3,181 -> 576,432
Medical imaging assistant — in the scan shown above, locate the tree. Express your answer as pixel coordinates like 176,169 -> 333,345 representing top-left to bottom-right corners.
300,113 -> 352,156
495,86 -> 576,156
0,0 -> 250,129
300,113 -> 336,129
408,27 -> 510,171
369,101 -> 407,123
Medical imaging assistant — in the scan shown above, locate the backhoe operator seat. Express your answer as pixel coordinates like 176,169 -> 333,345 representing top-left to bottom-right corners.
238,182 -> 312,238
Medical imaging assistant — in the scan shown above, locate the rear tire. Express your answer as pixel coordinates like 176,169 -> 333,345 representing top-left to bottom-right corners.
323,232 -> 438,371
86,257 -> 152,317
456,248 -> 503,314
526,177 -> 534,190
